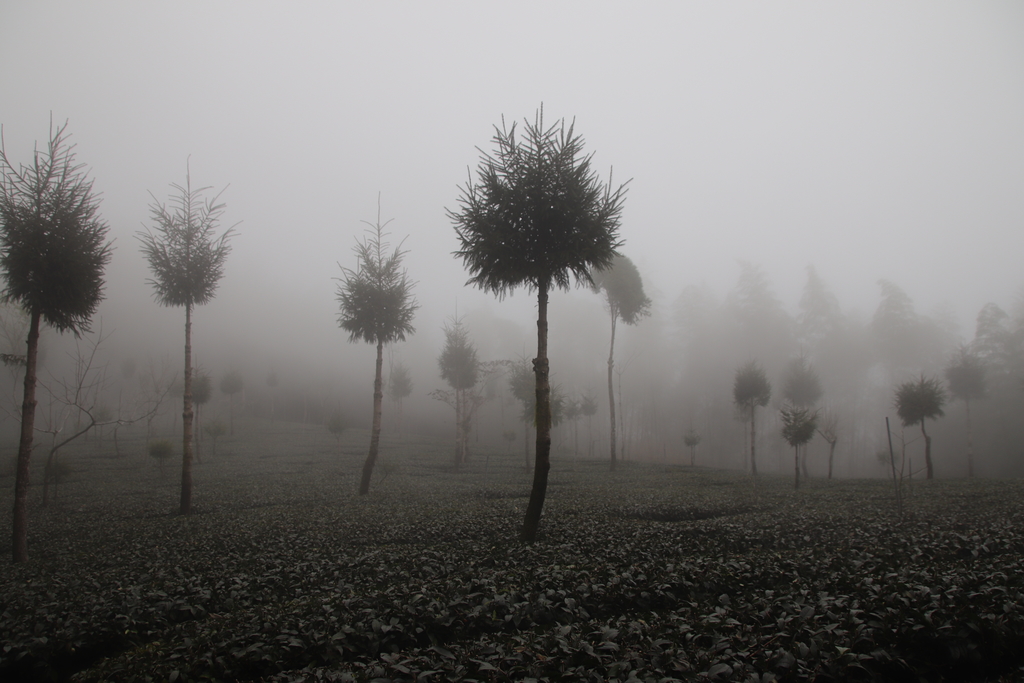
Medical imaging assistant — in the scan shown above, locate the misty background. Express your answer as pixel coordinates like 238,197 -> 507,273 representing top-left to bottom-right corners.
1,2 -> 1022,476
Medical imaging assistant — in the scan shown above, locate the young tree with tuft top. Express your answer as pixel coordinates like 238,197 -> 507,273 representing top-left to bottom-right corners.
894,375 -> 946,480
944,344 -> 985,477
336,199 -> 417,495
1,120 -> 112,562
449,106 -> 627,542
138,163 -> 235,515
592,254 -> 651,471
733,361 -> 771,475
782,406 -> 819,489
434,317 -> 479,467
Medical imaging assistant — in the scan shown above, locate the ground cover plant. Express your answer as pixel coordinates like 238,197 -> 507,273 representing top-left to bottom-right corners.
2,421 -> 1024,682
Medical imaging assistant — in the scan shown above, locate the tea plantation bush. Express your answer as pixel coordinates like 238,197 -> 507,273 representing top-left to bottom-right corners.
2,426 -> 1023,682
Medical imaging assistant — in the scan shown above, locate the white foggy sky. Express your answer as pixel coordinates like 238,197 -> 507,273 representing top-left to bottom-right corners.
1,1 -> 1023,374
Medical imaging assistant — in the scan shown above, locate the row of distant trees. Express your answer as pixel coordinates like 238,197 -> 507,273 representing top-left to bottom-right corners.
5,107 -> 1023,562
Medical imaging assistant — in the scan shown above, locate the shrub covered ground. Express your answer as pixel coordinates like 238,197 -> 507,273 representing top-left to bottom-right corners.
2,421 -> 1024,682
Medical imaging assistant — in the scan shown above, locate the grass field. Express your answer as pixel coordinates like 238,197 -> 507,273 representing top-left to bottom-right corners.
2,420 -> 1023,682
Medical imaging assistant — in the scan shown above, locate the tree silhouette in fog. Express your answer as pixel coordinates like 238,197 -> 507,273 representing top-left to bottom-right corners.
894,375 -> 946,480
192,371 -> 211,459
336,199 -> 417,496
944,344 -> 985,477
733,361 -> 771,475
782,353 -> 823,478
684,427 -> 701,466
1,120 -> 112,562
592,254 -> 651,471
138,163 -> 234,516
386,361 -> 413,434
220,370 -> 243,436
435,317 -> 479,467
782,406 -> 818,489
449,106 -> 626,543
798,265 -> 842,348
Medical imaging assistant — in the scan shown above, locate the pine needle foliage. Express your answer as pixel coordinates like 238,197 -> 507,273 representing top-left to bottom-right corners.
449,106 -> 627,543
137,164 -> 235,516
894,374 -> 946,479
895,375 -> 946,428
335,222 -> 417,347
137,168 -> 235,309
592,254 -> 652,326
335,201 -> 418,495
449,107 -> 627,297
0,121 -> 112,334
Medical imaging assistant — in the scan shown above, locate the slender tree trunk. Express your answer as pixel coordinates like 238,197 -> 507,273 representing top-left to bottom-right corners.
921,420 -> 933,480
194,403 -> 202,464
180,303 -> 194,515
965,399 -> 974,478
359,339 -> 385,495
12,309 -> 41,563
523,418 -> 530,470
794,447 -> 800,489
749,405 -> 758,476
521,283 -> 551,543
827,439 -> 837,479
800,445 -> 809,479
573,418 -> 579,461
453,387 -> 462,466
607,310 -> 617,471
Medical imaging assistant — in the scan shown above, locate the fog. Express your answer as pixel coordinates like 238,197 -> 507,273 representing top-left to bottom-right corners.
2,2 -> 1023,474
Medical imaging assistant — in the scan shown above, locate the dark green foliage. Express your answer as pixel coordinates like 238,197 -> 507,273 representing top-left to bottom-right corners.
0,121 -> 112,335
895,374 -> 946,479
895,375 -> 946,428
438,318 -> 478,391
449,107 -> 626,297
781,406 -> 819,489
591,254 -> 651,326
336,203 -> 418,495
137,172 -> 234,310
449,106 -> 627,542
335,220 -> 417,347
1,120 -> 112,563
138,165 -> 234,516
